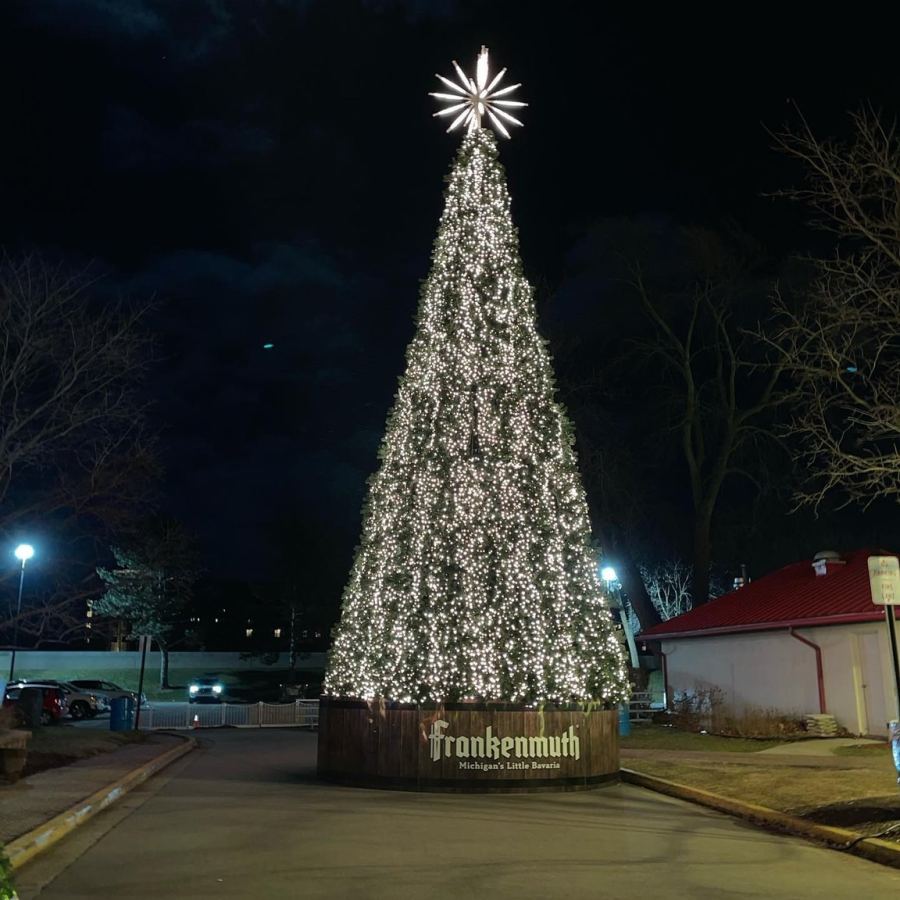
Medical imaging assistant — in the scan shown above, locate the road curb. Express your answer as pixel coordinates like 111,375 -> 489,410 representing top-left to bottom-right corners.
621,767 -> 900,869
7,733 -> 197,871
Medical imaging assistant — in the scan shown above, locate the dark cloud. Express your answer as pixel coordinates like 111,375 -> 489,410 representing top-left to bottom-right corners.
22,0 -> 239,64
120,237 -> 389,574
8,0 -> 900,582
361,0 -> 459,22
104,107 -> 274,171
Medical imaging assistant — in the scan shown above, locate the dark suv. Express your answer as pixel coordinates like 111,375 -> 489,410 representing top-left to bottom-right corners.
188,675 -> 225,703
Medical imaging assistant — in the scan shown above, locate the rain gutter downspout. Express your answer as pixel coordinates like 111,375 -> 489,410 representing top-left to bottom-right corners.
647,641 -> 669,711
789,627 -> 826,714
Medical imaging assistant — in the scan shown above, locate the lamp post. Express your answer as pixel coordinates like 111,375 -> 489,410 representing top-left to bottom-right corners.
9,543 -> 35,682
600,564 -> 640,668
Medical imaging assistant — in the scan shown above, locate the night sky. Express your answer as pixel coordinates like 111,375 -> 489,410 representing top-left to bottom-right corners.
3,2 -> 899,582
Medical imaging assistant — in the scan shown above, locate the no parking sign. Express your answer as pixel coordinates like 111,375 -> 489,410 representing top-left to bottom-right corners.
867,555 -> 900,605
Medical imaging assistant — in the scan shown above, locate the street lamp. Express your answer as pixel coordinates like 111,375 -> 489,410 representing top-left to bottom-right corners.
9,544 -> 35,682
599,563 -> 639,668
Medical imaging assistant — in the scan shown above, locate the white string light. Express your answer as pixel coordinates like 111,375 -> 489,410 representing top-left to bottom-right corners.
324,124 -> 629,706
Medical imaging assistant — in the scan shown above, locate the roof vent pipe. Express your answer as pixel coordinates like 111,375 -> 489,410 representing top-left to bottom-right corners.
812,550 -> 845,577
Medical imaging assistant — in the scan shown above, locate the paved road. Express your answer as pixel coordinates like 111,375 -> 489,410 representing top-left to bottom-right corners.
17,730 -> 900,899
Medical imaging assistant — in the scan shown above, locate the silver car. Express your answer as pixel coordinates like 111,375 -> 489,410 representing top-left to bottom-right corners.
9,680 -> 102,720
68,679 -> 149,710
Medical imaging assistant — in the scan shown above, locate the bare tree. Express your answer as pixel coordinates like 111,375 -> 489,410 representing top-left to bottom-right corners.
631,241 -> 788,605
552,334 -> 664,631
0,255 -> 157,643
639,560 -> 694,620
768,109 -> 900,507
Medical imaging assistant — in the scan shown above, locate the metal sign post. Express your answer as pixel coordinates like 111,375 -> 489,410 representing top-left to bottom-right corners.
134,635 -> 149,731
867,556 -> 900,783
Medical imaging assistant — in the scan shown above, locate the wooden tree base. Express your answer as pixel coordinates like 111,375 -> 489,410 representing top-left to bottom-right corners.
317,697 -> 619,792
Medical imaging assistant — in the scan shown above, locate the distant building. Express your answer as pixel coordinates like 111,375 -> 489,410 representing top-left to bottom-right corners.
639,549 -> 898,736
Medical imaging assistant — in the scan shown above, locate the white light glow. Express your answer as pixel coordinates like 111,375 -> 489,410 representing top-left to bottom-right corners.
432,46 -> 527,138
601,567 -> 618,583
476,48 -> 489,90
433,101 -> 469,118
447,106 -> 471,132
490,106 -> 524,128
486,109 -> 510,140
14,544 -> 34,562
435,74 -> 467,95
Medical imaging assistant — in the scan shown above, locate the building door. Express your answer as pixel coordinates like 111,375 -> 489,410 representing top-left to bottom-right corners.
858,631 -> 888,736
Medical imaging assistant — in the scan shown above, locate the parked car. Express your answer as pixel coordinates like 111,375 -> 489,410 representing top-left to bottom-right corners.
9,679 -> 105,720
3,683 -> 68,726
68,679 -> 149,710
188,675 -> 224,703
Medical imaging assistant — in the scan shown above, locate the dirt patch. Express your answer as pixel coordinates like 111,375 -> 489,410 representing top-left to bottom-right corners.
797,795 -> 900,838
15,728 -> 146,779
22,751 -> 73,778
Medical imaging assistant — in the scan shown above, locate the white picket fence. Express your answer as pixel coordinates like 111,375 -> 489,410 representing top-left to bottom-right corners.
138,700 -> 319,730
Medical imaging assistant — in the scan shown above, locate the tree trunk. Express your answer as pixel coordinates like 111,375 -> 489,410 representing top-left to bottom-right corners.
593,522 -> 662,631
158,641 -> 170,689
691,512 -> 713,606
618,556 -> 662,631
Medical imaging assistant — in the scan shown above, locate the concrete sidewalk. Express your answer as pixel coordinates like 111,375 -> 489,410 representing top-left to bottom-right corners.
0,733 -> 182,845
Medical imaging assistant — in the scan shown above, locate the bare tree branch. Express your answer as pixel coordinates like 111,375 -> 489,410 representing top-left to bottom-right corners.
768,109 -> 900,508
0,254 -> 158,644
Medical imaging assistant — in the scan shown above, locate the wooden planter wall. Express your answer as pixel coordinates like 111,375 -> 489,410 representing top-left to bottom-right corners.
317,697 -> 619,792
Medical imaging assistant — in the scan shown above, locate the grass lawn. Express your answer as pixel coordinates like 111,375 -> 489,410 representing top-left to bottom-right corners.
628,756 -> 897,811
628,751 -> 900,839
23,726 -> 145,777
620,724 -> 787,753
622,726 -> 900,838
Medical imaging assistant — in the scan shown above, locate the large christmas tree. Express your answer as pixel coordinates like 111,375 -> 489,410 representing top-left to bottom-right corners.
325,50 -> 627,706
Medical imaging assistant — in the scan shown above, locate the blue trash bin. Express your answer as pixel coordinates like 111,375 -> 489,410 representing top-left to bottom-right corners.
110,696 -> 135,731
618,704 -> 631,737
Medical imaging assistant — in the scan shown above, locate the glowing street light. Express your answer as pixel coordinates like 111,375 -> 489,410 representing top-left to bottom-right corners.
15,544 -> 34,563
9,544 -> 36,682
599,563 -> 639,668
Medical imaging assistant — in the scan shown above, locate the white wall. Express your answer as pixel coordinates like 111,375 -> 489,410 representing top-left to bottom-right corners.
661,620 -> 898,736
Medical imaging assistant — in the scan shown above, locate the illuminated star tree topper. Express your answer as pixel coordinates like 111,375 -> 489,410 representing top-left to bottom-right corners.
430,45 -> 527,138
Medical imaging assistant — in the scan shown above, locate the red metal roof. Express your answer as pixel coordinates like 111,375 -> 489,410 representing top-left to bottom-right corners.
638,549 -> 889,640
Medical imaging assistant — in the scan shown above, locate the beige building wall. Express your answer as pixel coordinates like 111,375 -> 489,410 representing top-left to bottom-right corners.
660,619 -> 898,736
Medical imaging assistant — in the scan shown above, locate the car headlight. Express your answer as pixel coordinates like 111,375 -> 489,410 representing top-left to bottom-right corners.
189,684 -> 199,693
212,684 -> 223,694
